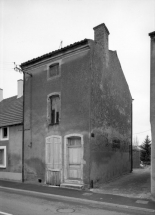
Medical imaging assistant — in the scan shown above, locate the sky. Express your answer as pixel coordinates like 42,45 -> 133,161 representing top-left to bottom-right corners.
0,0 -> 155,144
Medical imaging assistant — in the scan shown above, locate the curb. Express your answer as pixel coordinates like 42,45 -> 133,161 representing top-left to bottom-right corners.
0,186 -> 155,213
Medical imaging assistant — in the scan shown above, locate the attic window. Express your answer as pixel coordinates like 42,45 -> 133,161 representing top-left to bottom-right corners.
48,63 -> 59,78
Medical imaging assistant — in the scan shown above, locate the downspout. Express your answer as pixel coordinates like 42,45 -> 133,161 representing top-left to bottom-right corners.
89,42 -> 95,189
130,99 -> 134,172
22,72 -> 25,182
89,43 -> 92,188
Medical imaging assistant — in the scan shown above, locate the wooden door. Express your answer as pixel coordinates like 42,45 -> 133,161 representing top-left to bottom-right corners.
67,137 -> 82,180
46,136 -> 62,185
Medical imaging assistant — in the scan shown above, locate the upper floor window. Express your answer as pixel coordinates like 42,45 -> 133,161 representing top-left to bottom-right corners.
0,127 -> 9,140
48,63 -> 59,79
48,94 -> 60,125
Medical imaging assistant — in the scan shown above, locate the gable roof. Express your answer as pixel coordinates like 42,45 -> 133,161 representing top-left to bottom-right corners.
21,39 -> 90,68
0,96 -> 23,127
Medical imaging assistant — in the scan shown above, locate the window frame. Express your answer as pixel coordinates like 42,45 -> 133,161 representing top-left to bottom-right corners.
0,127 -> 9,140
47,60 -> 61,80
0,146 -> 6,168
47,93 -> 61,126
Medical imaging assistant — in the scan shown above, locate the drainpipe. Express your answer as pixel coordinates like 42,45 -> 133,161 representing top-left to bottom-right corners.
22,72 -> 25,182
130,99 -> 134,173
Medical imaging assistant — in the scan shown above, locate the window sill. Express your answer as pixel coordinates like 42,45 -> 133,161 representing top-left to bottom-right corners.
49,123 -> 59,126
0,138 -> 9,141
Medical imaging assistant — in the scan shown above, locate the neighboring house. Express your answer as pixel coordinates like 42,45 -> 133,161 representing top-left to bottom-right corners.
132,145 -> 140,168
0,80 -> 23,181
21,23 -> 132,188
149,30 -> 155,199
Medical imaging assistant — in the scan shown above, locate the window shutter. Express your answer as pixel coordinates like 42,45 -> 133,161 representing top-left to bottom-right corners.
56,112 -> 59,123
51,110 -> 55,124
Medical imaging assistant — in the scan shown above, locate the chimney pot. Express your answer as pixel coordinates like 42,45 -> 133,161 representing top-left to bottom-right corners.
17,80 -> 23,98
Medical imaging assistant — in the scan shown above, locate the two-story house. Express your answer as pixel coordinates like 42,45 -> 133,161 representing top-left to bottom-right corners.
21,23 -> 132,188
0,80 -> 23,181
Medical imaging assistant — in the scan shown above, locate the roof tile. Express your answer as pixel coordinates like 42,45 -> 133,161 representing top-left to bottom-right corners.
0,96 -> 23,127
21,39 -> 89,67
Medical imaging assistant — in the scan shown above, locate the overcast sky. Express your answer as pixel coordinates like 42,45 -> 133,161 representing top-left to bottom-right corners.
0,0 -> 155,144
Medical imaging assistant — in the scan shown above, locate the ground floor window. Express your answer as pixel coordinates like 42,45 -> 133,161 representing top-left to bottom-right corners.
0,127 -> 9,140
0,146 -> 6,168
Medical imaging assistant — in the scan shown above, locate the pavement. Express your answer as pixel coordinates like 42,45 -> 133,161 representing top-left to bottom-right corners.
91,166 -> 151,199
0,166 -> 155,213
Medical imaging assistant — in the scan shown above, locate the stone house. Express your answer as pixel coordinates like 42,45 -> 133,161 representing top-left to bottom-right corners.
21,23 -> 132,188
0,80 -> 23,181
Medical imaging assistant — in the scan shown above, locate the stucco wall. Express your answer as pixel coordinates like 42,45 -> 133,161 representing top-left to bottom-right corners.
0,125 -> 22,180
24,47 -> 91,184
90,43 -> 132,183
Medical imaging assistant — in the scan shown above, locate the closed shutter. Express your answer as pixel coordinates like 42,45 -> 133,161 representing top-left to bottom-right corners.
45,136 -> 62,185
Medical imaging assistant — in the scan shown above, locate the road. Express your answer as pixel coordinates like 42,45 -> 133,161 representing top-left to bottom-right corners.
0,188 -> 153,215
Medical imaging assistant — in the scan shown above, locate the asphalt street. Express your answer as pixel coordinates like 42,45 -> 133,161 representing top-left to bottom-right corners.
0,188 -> 153,215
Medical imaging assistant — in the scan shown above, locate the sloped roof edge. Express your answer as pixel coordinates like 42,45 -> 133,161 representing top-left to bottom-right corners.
0,96 -> 23,127
21,39 -> 90,67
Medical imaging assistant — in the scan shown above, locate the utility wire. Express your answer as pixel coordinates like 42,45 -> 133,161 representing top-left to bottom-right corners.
133,129 -> 151,135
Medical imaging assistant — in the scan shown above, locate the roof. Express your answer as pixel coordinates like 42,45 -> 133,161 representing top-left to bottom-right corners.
0,96 -> 23,127
21,39 -> 89,67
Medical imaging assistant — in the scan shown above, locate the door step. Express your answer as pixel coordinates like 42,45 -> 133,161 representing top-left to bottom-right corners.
60,183 -> 84,190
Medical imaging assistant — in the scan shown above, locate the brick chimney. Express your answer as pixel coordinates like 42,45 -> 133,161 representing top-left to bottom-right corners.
0,88 -> 3,102
17,79 -> 23,98
93,23 -> 110,67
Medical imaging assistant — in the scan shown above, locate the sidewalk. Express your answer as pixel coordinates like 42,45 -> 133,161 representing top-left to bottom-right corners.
91,166 -> 151,199
0,168 -> 155,214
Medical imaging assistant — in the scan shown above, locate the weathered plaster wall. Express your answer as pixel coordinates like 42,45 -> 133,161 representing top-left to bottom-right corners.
0,125 -> 22,180
90,43 -> 132,183
24,48 -> 91,184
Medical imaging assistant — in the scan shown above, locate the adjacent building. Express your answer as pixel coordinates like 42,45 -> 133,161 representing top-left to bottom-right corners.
0,80 -> 23,181
149,30 -> 155,200
21,23 -> 132,188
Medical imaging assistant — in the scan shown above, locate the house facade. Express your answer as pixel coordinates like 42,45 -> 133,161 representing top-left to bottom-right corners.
0,80 -> 23,181
21,23 -> 132,188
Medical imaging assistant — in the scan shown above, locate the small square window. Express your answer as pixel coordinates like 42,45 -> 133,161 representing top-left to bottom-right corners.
0,146 -> 6,168
1,127 -> 9,140
49,64 -> 59,78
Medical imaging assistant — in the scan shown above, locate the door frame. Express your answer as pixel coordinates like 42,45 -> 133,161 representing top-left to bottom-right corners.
45,135 -> 62,184
64,134 -> 84,184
